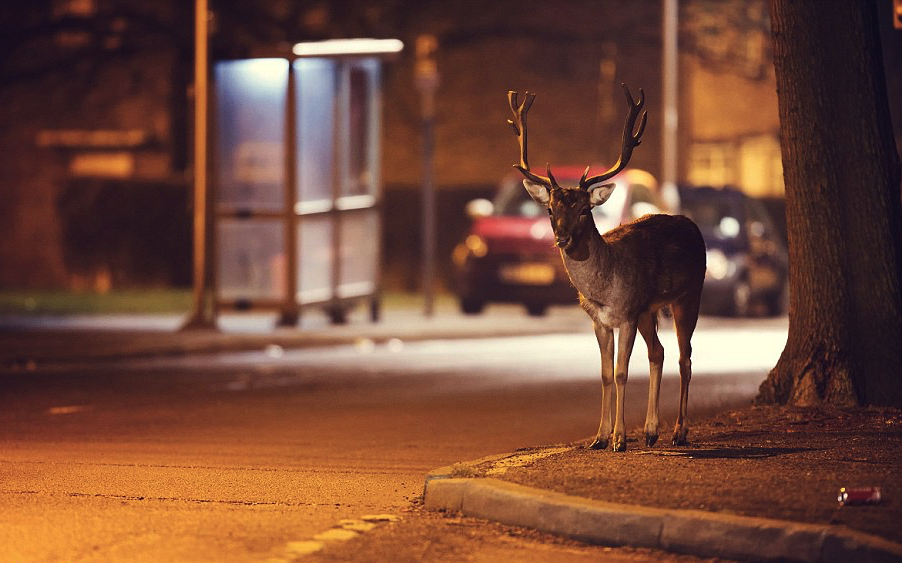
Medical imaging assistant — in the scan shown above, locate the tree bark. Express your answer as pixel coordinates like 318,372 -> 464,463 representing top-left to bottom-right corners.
758,0 -> 902,407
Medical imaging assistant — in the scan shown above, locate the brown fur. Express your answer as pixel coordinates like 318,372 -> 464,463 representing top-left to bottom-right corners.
543,185 -> 706,451
510,85 -> 703,451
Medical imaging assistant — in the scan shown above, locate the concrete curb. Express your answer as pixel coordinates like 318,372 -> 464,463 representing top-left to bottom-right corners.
423,455 -> 902,563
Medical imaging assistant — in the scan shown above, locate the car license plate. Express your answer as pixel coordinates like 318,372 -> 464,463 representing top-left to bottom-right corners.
498,263 -> 555,285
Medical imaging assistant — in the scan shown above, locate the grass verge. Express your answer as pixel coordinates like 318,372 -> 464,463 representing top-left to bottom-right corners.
0,289 -> 193,315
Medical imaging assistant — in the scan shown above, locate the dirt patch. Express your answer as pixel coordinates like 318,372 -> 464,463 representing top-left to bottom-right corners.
494,405 -> 902,544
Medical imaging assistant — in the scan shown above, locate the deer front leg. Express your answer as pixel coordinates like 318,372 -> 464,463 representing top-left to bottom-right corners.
612,321 -> 638,452
589,324 -> 614,450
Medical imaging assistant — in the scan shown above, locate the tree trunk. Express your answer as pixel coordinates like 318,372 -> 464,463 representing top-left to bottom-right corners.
758,0 -> 902,407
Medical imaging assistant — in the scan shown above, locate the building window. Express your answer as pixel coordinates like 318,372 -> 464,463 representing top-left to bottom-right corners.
739,134 -> 784,196
689,142 -> 736,187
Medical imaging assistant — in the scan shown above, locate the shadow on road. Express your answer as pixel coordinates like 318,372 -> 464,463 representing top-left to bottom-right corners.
640,446 -> 811,459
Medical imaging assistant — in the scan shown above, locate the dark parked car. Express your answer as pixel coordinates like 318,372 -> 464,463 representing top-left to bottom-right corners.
678,185 -> 788,317
452,167 -> 667,316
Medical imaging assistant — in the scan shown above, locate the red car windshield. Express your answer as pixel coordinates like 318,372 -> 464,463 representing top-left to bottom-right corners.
493,177 -> 547,217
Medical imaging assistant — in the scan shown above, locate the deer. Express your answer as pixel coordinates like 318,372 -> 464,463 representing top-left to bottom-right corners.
507,85 -> 706,452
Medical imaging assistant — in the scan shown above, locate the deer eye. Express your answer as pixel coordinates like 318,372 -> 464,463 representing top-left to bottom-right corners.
546,208 -> 553,216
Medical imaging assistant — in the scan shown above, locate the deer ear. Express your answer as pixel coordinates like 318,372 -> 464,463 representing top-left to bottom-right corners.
522,179 -> 550,205
587,182 -> 616,207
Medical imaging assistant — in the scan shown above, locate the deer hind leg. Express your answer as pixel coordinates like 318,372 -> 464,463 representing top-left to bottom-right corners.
611,320 -> 638,452
589,324 -> 615,450
638,310 -> 663,447
671,291 -> 701,446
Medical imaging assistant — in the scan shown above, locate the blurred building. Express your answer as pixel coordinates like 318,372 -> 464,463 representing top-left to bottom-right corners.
0,0 -> 191,289
0,0 -> 899,291
681,1 -> 783,197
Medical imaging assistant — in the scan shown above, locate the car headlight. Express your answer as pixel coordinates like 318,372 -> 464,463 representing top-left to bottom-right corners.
465,235 -> 488,258
706,249 -> 733,280
452,235 -> 489,267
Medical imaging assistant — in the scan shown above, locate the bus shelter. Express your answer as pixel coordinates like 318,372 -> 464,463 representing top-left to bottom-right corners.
212,39 -> 401,325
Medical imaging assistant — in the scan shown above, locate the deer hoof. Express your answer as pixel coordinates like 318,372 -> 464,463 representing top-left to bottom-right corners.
671,431 -> 689,446
644,432 -> 658,447
612,438 -> 627,452
588,438 -> 608,450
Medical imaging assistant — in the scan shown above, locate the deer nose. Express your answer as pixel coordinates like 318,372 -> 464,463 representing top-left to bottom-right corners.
555,235 -> 571,248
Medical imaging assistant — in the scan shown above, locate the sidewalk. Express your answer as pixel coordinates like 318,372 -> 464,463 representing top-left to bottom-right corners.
424,405 -> 902,563
0,301 -> 593,368
0,299 -> 784,368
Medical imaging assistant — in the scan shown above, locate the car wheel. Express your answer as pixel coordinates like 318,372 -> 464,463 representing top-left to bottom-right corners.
764,285 -> 788,317
778,281 -> 790,315
525,302 -> 549,317
460,297 -> 485,315
730,279 -> 752,317
325,305 -> 349,325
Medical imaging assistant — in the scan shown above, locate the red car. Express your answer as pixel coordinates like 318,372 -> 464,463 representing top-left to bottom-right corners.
452,167 -> 669,316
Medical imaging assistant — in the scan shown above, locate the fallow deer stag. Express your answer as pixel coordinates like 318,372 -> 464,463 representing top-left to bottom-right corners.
508,85 -> 706,451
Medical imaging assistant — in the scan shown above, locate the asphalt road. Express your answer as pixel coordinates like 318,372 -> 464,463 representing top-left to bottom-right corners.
0,317 -> 786,562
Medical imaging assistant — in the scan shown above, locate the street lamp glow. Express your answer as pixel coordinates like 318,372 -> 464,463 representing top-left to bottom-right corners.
292,38 -> 403,57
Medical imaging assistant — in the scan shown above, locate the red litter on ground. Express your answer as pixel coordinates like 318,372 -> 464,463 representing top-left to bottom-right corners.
837,487 -> 882,506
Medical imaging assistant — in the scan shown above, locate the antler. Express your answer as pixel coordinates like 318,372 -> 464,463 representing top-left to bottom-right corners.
508,91 -> 557,189
579,84 -> 647,190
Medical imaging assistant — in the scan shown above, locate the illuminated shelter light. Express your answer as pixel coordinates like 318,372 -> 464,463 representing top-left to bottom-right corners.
220,59 -> 289,96
292,39 -> 404,57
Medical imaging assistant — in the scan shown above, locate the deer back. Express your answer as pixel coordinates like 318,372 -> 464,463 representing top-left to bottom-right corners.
562,214 -> 706,315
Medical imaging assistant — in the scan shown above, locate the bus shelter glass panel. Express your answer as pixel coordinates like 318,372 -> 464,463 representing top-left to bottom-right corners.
294,59 -> 337,211
344,60 -> 380,199
337,209 -> 378,298
217,219 -> 285,300
215,59 -> 288,212
296,216 -> 334,305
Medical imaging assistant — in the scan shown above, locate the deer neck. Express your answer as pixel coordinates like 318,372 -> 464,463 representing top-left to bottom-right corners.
560,216 -> 605,263
559,219 -> 612,293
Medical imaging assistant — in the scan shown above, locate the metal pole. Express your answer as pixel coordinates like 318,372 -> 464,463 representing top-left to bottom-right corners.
415,35 -> 439,317
183,0 -> 216,329
421,113 -> 435,317
661,0 -> 680,213
278,60 -> 300,327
